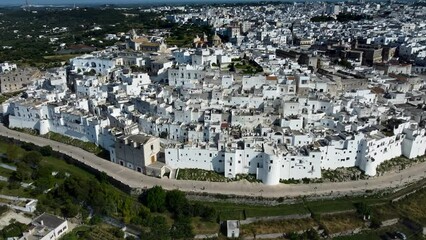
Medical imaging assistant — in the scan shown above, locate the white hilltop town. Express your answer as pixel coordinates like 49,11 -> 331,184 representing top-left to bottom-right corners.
1,2 -> 426,186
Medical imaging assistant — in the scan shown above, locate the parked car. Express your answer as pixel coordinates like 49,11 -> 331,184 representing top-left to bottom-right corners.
395,231 -> 407,240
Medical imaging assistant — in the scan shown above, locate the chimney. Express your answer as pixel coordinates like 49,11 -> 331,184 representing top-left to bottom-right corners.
40,220 -> 44,226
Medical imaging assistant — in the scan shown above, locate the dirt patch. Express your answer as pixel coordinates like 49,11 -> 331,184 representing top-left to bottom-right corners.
0,210 -> 32,230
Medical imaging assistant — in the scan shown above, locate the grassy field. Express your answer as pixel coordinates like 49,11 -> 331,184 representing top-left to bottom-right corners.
0,166 -> 14,178
41,156 -> 92,180
394,187 -> 426,225
0,140 -> 96,199
192,217 -> 219,235
196,195 -> 387,221
0,183 -> 32,198
177,168 -> 227,182
306,199 -> 356,214
197,201 -> 310,221
371,204 -> 400,222
12,128 -> 104,156
0,141 -> 94,182
62,224 -> 123,240
43,54 -> 81,62
189,184 -> 426,237
320,212 -> 365,234
44,132 -> 103,155
241,218 -> 318,235
304,195 -> 385,215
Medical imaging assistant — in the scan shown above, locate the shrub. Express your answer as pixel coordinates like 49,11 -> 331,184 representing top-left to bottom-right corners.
141,186 -> 166,213
40,146 -> 53,156
21,142 -> 36,151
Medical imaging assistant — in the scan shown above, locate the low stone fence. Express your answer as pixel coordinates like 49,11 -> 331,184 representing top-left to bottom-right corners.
194,233 -> 218,239
244,233 -> 284,239
381,218 -> 399,227
328,227 -> 362,238
320,209 -> 357,216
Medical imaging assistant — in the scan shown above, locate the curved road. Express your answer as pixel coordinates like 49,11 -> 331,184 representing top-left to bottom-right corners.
1,125 -> 425,198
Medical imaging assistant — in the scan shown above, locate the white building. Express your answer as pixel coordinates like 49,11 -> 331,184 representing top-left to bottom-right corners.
20,213 -> 68,240
168,65 -> 205,88
70,54 -> 122,75
0,62 -> 17,73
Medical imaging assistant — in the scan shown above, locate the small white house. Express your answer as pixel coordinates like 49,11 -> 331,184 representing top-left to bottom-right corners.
20,213 -> 68,240
226,220 -> 240,238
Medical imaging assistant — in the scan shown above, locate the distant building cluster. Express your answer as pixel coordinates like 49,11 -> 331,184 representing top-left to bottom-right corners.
1,1 -> 426,185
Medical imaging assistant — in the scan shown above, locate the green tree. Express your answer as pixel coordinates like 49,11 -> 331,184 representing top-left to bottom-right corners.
6,145 -> 20,162
21,142 -> 36,151
33,176 -> 54,194
201,205 -> 216,221
166,189 -> 188,216
286,232 -> 301,240
89,215 -> 102,225
40,146 -> 53,156
355,202 -> 371,216
62,202 -> 80,218
7,181 -> 21,190
14,162 -> 33,182
145,215 -> 170,240
305,228 -> 320,240
22,151 -> 43,166
112,227 -> 124,238
0,182 -> 6,191
143,186 -> 166,213
170,216 -> 194,240
61,233 -> 79,240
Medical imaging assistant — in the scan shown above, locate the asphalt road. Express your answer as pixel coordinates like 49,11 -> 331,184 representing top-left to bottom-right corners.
1,124 -> 425,198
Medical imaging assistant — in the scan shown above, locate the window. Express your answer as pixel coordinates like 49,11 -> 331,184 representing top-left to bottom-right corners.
151,145 -> 154,150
